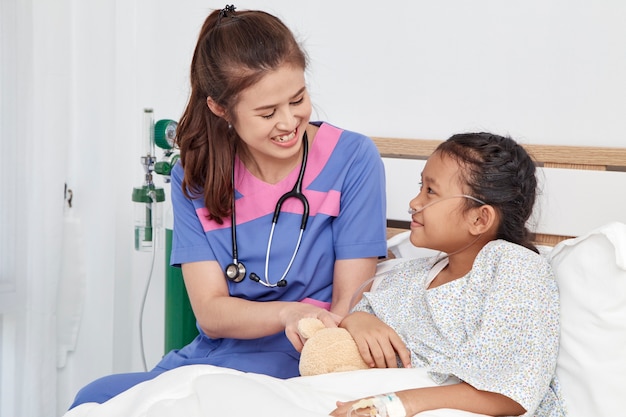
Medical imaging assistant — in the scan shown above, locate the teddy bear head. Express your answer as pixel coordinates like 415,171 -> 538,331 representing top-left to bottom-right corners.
298,317 -> 369,376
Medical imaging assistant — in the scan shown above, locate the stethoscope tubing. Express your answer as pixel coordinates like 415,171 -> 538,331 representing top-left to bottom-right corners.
228,132 -> 310,287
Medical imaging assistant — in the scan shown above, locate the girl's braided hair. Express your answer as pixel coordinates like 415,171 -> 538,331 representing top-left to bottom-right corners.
436,132 -> 539,253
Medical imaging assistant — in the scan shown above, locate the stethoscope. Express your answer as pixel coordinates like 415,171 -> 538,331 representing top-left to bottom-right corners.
225,132 -> 310,288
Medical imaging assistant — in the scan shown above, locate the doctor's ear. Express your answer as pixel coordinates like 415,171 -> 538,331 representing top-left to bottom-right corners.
206,97 -> 227,118
468,205 -> 498,236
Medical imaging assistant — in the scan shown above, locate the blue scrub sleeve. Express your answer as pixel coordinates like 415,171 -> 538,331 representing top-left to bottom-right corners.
333,136 -> 387,260
170,163 -> 218,266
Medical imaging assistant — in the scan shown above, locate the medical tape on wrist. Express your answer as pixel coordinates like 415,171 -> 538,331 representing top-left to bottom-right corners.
350,393 -> 406,417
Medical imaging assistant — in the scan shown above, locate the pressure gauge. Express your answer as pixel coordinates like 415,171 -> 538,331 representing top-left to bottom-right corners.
154,119 -> 178,150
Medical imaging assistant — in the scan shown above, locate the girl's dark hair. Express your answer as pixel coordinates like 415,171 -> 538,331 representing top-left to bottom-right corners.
436,132 -> 539,253
176,7 -> 307,223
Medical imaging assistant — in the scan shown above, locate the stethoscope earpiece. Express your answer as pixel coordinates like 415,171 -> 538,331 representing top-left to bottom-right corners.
225,262 -> 246,283
249,272 -> 287,288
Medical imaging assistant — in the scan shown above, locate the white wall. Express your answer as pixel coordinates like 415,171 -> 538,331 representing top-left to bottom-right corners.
29,0 -> 626,414
141,0 -> 626,147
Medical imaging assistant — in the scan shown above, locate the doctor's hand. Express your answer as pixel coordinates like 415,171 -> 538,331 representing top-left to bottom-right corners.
280,302 -> 342,352
340,311 -> 411,369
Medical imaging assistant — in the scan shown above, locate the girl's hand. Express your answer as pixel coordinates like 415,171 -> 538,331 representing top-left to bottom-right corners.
340,311 -> 411,368
329,399 -> 361,417
280,302 -> 343,352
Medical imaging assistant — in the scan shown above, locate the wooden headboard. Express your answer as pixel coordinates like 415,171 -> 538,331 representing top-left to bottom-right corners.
373,137 -> 626,247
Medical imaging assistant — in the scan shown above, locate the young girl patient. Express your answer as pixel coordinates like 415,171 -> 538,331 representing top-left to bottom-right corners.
331,133 -> 566,417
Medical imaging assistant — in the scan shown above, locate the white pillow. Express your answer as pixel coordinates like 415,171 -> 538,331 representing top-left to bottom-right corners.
547,222 -> 626,417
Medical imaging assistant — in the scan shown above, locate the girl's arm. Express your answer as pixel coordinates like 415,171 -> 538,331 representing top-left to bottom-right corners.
331,383 -> 526,417
182,260 -> 341,351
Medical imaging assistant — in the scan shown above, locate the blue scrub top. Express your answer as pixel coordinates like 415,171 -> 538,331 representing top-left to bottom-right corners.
163,122 -> 387,378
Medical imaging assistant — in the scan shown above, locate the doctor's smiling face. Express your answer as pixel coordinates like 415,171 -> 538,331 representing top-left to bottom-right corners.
206,62 -> 312,183
229,63 -> 312,171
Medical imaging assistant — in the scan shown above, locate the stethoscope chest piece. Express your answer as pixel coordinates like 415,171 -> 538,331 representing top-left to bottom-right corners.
225,262 -> 246,283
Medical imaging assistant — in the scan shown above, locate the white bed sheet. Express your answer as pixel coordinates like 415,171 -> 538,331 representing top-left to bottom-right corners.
63,365 -> 488,417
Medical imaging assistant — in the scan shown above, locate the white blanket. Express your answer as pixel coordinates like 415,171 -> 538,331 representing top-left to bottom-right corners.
63,365 -> 488,417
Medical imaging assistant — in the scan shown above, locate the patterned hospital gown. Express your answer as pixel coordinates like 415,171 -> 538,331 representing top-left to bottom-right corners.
353,240 -> 567,417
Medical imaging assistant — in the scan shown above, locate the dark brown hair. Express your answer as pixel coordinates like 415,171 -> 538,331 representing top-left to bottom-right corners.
176,8 -> 307,223
436,132 -> 539,253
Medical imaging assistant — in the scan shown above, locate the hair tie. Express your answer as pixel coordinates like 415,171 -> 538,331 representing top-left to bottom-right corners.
217,4 -> 237,25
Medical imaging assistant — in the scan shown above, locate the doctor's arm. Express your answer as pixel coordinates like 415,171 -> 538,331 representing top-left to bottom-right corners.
330,257 -> 378,317
182,260 -> 341,348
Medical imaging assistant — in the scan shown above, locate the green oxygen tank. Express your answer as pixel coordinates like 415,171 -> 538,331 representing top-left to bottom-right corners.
163,187 -> 198,353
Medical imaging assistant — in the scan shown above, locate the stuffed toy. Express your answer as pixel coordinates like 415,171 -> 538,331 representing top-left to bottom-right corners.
298,317 -> 369,376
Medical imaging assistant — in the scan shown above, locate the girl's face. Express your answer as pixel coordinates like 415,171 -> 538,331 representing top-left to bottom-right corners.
408,152 -> 477,253
231,63 -> 312,176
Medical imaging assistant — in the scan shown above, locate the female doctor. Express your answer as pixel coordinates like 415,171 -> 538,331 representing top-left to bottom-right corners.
70,5 -> 387,407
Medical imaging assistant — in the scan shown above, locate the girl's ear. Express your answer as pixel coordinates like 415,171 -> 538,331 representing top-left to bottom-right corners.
469,205 -> 498,236
206,97 -> 227,119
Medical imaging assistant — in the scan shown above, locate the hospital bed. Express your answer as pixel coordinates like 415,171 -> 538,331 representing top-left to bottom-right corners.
64,137 -> 626,417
